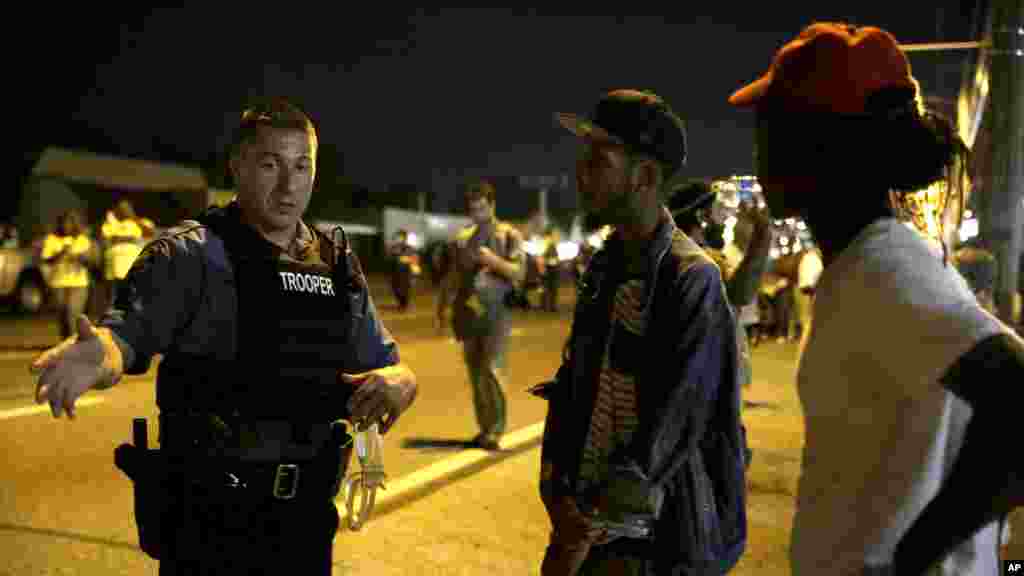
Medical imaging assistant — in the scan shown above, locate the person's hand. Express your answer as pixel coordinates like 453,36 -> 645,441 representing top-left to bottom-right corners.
51,245 -> 71,261
547,495 -> 606,548
30,315 -> 123,419
586,489 -> 625,546
342,365 -> 417,434
740,201 -> 773,232
542,495 -> 606,576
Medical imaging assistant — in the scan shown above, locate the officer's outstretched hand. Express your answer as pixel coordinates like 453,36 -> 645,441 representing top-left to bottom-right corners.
342,364 -> 417,434
30,315 -> 124,420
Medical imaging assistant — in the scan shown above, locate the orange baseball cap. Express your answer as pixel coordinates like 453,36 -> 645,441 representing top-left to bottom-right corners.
729,22 -> 917,114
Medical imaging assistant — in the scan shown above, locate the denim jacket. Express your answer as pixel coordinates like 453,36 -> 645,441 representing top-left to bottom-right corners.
541,208 -> 747,573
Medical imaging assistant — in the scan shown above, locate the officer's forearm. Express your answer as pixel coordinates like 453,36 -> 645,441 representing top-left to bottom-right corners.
397,362 -> 418,408
93,327 -> 129,390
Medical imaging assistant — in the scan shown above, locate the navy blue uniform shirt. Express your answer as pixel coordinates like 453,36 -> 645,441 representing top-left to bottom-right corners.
99,204 -> 399,375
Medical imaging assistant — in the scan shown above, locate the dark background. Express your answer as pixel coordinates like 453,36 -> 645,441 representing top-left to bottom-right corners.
8,4 -> 981,224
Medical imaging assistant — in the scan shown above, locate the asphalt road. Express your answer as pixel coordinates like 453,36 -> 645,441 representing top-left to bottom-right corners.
17,277 -> 1012,575
0,277 -> 578,575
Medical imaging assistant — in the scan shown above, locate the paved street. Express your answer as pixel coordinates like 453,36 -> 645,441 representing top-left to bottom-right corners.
332,338 -> 806,576
0,277 -> 577,575
3,275 -> 1017,574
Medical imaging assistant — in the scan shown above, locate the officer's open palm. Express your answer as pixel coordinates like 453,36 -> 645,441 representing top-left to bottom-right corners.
30,315 -> 116,419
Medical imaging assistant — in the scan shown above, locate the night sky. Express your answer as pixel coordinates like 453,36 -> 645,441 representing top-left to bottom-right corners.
12,4 -> 981,220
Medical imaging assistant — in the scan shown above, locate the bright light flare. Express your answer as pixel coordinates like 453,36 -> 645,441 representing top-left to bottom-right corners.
523,237 -> 545,256
557,241 -> 580,261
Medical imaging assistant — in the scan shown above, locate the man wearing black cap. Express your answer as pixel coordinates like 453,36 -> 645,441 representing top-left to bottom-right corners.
537,89 -> 746,575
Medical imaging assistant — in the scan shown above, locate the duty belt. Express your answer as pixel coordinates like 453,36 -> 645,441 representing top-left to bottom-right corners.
157,414 -> 349,501
159,413 -> 334,459
190,458 -> 339,501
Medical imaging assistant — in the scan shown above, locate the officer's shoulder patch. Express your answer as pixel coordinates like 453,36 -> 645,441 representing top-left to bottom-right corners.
162,219 -> 205,239
138,239 -> 173,259
126,237 -> 179,278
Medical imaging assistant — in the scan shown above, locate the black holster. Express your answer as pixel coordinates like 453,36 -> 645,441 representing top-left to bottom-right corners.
114,422 -> 171,560
114,418 -> 353,561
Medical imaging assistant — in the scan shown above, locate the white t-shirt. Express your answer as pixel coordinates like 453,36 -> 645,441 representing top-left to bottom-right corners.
102,217 -> 144,280
41,234 -> 92,288
790,218 -> 1015,575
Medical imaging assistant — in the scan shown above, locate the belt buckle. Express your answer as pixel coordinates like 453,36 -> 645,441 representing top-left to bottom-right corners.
272,464 -> 300,500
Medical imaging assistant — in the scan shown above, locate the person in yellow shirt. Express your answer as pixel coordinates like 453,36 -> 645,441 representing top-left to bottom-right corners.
101,200 -> 145,309
42,210 -> 94,339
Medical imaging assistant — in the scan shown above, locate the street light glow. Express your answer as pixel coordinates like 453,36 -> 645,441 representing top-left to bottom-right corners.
557,241 -> 580,262
523,237 -> 545,256
959,218 -> 979,243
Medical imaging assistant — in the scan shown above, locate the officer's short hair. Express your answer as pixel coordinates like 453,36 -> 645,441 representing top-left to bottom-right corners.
230,98 -> 318,155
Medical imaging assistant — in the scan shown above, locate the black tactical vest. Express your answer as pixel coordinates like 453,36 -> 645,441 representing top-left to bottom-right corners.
155,211 -> 362,423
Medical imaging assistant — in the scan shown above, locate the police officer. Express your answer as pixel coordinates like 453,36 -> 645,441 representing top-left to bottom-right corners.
29,98 -> 418,575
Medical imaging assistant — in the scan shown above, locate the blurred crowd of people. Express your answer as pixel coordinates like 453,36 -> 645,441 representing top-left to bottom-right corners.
39,200 -> 154,339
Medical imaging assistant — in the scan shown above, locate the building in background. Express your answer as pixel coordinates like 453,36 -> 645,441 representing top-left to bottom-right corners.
22,147 -> 208,242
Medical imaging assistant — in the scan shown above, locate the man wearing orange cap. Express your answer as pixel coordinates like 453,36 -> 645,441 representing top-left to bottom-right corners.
538,89 -> 747,575
729,22 -> 1024,575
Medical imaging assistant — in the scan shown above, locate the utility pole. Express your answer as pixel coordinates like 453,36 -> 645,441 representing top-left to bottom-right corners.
906,3 -> 1023,325
981,2 -> 1023,324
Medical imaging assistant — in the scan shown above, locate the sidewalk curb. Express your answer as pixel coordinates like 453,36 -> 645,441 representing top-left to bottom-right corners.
342,422 -> 544,526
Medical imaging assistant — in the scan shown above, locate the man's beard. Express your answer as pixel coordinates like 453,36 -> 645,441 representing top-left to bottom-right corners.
586,188 -> 636,229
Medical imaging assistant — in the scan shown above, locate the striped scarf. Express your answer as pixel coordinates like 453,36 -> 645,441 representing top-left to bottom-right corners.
578,277 -> 647,493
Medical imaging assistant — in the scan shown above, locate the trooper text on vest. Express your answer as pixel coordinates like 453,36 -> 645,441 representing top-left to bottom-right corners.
279,271 -> 336,296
